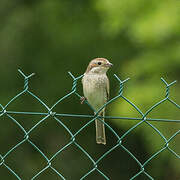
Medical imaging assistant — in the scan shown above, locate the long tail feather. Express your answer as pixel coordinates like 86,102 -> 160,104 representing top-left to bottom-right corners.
95,110 -> 106,145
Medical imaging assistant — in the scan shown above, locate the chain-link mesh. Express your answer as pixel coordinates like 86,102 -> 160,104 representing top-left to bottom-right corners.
0,69 -> 179,180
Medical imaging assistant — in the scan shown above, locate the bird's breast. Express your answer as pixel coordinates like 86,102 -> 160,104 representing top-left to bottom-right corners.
82,74 -> 108,110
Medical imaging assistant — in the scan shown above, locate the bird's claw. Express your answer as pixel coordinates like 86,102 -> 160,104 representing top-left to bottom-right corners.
80,96 -> 86,104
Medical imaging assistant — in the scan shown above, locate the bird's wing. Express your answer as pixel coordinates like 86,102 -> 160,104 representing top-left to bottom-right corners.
106,77 -> 110,100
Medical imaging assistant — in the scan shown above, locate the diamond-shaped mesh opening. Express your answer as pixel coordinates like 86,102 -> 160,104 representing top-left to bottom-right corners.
3,141 -> 47,180
112,96 -> 143,118
52,143 -> 94,179
4,92 -> 48,113
98,146 -> 140,179
29,116 -> 72,158
52,93 -> 84,115
147,100 -> 180,120
6,114 -> 46,133
0,115 -> 26,154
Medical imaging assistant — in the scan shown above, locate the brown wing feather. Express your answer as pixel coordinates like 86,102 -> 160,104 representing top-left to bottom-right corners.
106,76 -> 110,100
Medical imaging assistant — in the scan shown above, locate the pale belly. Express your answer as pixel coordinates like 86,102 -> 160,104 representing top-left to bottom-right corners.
82,74 -> 108,111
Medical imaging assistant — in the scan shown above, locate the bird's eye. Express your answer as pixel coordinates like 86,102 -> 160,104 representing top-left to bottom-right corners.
98,62 -> 102,65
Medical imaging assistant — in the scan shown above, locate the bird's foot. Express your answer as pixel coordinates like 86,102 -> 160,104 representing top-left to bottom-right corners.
80,96 -> 86,104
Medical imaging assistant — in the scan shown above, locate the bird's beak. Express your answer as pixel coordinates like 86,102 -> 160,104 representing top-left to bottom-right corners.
106,62 -> 113,67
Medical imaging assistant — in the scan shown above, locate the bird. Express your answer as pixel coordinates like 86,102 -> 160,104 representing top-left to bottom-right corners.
82,58 -> 113,145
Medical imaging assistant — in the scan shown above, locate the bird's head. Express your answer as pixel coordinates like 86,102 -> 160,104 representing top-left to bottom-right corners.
85,58 -> 113,74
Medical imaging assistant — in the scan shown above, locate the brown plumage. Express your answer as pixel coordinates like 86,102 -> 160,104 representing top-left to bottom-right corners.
82,58 -> 112,144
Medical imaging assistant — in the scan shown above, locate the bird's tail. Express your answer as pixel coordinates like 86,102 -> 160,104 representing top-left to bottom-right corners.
95,110 -> 106,145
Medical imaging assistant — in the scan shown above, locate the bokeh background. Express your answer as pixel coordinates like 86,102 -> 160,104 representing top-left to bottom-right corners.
0,0 -> 180,179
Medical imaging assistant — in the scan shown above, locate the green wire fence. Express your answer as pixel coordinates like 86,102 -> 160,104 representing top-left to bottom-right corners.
0,69 -> 179,180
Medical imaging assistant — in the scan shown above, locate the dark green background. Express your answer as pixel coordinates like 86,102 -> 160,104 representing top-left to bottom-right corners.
0,0 -> 179,179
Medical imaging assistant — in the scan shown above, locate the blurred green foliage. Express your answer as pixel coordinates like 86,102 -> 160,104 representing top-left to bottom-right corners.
0,0 -> 179,179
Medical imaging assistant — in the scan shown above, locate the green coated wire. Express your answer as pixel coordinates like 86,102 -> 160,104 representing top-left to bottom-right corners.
0,69 -> 179,180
